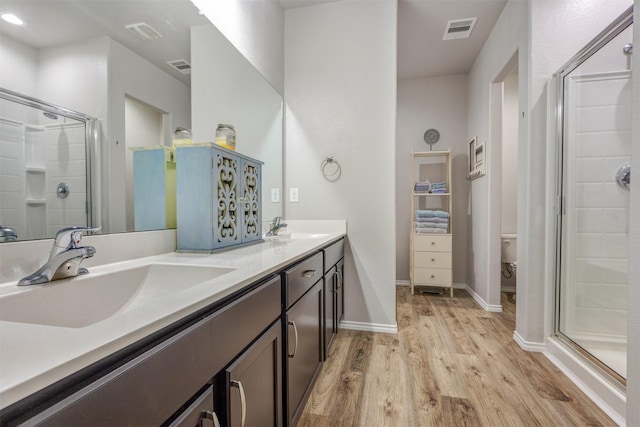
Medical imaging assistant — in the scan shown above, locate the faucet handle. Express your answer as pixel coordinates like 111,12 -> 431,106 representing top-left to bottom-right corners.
53,226 -> 101,250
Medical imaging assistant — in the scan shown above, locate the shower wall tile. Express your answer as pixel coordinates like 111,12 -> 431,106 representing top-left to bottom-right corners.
575,233 -> 628,259
574,307 -> 626,337
576,130 -> 631,157
575,77 -> 631,108
576,105 -> 632,133
0,120 -> 26,237
575,157 -> 631,183
577,283 -> 627,310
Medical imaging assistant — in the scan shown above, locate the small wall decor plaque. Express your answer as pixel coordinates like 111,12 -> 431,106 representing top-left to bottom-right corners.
467,136 -> 486,180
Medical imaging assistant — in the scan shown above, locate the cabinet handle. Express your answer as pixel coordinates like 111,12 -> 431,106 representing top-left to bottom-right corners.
201,410 -> 221,427
302,269 -> 316,279
337,267 -> 343,290
332,271 -> 339,292
288,320 -> 299,358
230,380 -> 247,427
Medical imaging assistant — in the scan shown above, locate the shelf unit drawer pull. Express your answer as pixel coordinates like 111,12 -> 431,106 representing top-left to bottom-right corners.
230,380 -> 246,427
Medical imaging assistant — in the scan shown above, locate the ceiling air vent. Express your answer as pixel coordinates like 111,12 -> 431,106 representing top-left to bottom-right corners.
125,22 -> 162,41
167,59 -> 192,75
443,17 -> 477,40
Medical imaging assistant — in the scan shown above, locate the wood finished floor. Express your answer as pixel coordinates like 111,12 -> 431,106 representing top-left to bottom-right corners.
298,287 -> 616,427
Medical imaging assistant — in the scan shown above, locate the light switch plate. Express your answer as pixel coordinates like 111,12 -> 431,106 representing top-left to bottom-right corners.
290,187 -> 299,203
271,188 -> 280,203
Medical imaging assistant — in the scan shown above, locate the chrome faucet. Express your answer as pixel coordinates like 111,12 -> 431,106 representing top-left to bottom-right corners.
0,225 -> 17,242
266,216 -> 287,237
18,226 -> 100,286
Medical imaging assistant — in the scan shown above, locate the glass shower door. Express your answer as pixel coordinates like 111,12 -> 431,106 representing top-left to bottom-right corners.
556,20 -> 632,382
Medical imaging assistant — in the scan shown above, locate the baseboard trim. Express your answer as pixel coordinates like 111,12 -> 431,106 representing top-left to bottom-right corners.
513,331 -> 546,352
465,285 -> 503,312
544,337 -> 626,426
396,280 -> 410,286
340,320 -> 398,334
501,285 -> 516,293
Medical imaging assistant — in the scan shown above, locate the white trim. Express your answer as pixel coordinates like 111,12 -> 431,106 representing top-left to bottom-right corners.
340,320 -> 398,334
465,285 -> 503,312
453,282 -> 467,289
545,337 -> 626,426
396,280 -> 410,286
513,330 -> 546,352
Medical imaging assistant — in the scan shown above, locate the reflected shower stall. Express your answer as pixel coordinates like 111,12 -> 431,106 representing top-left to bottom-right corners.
0,88 -> 97,241
553,9 -> 632,384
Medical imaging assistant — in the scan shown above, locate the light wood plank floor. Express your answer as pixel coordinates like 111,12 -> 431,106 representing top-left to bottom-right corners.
298,287 -> 616,427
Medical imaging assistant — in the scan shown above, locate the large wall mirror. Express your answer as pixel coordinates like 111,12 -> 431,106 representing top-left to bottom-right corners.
0,0 -> 283,243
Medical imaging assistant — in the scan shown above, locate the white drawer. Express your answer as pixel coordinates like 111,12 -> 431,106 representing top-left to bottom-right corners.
414,252 -> 451,269
414,234 -> 452,252
413,267 -> 452,287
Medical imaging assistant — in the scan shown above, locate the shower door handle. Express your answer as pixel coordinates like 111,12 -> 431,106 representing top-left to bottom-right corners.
616,165 -> 630,190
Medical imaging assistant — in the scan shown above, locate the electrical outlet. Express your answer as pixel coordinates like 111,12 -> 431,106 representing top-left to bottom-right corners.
271,188 -> 280,203
289,187 -> 299,203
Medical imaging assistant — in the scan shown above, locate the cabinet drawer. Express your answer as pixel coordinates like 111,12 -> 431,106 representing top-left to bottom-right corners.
413,267 -> 452,287
323,239 -> 344,273
414,252 -> 451,269
414,234 -> 451,252
284,252 -> 323,309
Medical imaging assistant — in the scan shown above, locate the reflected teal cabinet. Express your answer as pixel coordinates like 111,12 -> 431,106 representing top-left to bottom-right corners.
176,144 -> 262,252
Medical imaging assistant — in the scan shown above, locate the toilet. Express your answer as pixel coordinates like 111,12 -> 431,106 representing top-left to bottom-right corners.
501,234 -> 517,270
501,234 -> 517,299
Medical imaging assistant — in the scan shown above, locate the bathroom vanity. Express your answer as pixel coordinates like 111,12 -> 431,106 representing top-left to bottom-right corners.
0,225 -> 345,427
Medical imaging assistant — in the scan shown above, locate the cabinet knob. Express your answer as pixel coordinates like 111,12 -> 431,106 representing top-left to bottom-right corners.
431,242 -> 435,245
430,275 -> 435,279
431,258 -> 435,262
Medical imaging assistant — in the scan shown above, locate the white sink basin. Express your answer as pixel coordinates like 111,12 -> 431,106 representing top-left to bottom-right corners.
0,263 -> 235,328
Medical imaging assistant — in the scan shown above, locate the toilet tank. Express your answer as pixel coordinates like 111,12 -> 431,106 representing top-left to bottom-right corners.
501,234 -> 517,264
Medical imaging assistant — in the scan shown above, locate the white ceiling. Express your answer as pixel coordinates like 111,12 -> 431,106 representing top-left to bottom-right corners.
0,0 -> 208,85
0,0 -> 507,86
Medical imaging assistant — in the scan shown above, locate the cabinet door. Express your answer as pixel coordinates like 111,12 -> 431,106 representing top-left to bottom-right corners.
336,259 -> 344,325
168,385 -> 220,427
240,159 -> 261,243
286,281 -> 323,426
220,321 -> 282,427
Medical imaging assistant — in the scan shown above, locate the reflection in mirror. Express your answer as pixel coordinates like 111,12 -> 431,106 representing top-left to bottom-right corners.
0,0 -> 283,242
0,88 -> 97,242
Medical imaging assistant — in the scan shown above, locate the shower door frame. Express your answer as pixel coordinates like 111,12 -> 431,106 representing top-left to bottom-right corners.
551,7 -> 633,386
0,87 -> 99,233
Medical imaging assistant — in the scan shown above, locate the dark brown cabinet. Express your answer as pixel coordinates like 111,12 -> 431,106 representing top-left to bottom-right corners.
282,253 -> 324,427
216,321 -> 282,427
322,239 -> 344,359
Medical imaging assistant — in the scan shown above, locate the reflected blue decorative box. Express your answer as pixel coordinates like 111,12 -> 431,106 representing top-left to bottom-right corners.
176,144 -> 263,252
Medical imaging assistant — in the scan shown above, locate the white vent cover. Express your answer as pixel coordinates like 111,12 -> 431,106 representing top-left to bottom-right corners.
167,59 -> 192,75
125,22 -> 162,41
443,17 -> 477,40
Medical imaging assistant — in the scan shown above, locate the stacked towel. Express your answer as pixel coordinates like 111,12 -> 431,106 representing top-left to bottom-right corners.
414,180 -> 430,193
415,210 -> 449,219
414,210 -> 449,234
430,182 -> 447,194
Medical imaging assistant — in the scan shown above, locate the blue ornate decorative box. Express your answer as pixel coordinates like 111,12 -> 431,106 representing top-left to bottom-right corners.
176,144 -> 263,252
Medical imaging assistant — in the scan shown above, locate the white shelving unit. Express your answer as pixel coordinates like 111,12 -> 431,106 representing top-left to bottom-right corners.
410,150 -> 453,297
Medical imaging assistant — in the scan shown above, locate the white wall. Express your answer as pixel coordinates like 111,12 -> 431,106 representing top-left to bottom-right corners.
396,75 -> 468,285
190,24 -> 283,220
0,34 -> 38,96
628,2 -> 640,423
192,0 -> 285,95
285,0 -> 398,330
467,1 -> 528,311
501,68 -> 518,236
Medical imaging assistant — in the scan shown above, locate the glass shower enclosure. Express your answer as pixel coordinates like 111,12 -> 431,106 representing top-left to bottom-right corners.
553,8 -> 632,383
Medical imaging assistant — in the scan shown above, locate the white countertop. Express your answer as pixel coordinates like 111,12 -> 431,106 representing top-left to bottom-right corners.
0,223 -> 345,409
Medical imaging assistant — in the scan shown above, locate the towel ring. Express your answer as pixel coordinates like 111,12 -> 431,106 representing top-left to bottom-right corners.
321,156 -> 341,181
